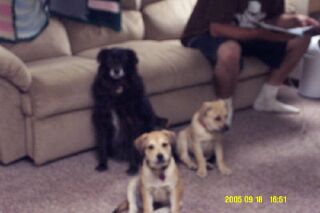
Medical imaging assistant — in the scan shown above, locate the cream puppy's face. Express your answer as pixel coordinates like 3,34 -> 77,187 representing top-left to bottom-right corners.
198,100 -> 229,133
135,130 -> 176,169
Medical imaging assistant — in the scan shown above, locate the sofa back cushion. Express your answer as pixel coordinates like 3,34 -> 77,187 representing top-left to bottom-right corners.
123,0 -> 142,10
1,19 -> 71,63
143,0 -> 196,40
64,10 -> 144,54
142,0 -> 162,7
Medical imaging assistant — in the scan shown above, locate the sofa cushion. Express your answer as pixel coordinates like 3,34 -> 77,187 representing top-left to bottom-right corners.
63,11 -> 144,54
142,0 -> 162,8
27,57 -> 97,118
2,19 -> 71,63
143,0 -> 196,40
78,40 -> 214,95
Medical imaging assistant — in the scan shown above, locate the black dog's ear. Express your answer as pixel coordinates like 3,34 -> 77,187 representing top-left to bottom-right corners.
97,49 -> 110,64
126,49 -> 138,65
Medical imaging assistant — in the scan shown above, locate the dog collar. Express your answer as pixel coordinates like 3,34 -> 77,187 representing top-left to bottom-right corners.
115,86 -> 124,94
157,165 -> 168,182
198,117 -> 211,133
198,117 -> 221,134
149,164 -> 169,182
159,172 -> 166,181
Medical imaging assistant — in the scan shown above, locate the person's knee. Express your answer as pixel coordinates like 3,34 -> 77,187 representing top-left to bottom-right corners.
217,41 -> 241,65
216,41 -> 241,76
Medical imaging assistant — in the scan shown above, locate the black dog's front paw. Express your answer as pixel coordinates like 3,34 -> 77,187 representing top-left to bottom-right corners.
96,164 -> 108,172
126,166 -> 138,175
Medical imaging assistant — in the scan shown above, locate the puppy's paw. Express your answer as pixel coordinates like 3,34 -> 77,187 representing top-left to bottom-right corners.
197,168 -> 208,178
96,164 -> 108,172
206,162 -> 214,170
186,162 -> 198,170
219,166 -> 232,175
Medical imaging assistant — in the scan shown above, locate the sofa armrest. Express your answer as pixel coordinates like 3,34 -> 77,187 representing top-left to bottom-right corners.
0,46 -> 32,92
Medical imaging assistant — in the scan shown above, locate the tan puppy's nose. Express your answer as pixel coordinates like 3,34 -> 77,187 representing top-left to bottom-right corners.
157,154 -> 165,163
222,125 -> 230,132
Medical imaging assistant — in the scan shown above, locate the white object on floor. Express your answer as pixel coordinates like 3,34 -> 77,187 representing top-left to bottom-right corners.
154,207 -> 170,213
254,84 -> 300,113
299,36 -> 320,98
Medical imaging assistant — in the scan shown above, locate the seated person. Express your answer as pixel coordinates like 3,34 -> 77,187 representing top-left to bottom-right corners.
181,0 -> 319,124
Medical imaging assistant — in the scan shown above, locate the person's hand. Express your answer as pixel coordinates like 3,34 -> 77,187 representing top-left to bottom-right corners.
294,14 -> 319,27
272,14 -> 320,28
304,26 -> 320,36
256,29 -> 293,42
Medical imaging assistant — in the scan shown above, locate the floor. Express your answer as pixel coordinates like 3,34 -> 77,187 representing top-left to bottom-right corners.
1,87 -> 320,213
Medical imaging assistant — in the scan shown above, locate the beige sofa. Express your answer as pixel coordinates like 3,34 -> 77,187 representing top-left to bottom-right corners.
0,0 -> 269,165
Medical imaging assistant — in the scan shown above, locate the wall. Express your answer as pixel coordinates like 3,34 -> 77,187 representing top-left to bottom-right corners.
286,0 -> 320,14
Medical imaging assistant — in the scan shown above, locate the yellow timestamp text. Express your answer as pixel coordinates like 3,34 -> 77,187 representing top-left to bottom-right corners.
225,195 -> 287,204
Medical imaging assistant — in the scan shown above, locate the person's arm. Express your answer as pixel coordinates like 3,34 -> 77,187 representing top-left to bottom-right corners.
267,14 -> 320,28
210,23 -> 294,42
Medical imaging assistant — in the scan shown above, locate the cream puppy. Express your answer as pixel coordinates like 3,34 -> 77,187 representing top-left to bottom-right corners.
177,100 -> 232,178
113,130 -> 183,213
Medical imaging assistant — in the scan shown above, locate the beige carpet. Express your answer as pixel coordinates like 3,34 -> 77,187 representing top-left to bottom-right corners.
1,87 -> 320,213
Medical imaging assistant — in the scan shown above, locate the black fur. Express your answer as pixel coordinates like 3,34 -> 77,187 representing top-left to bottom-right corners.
91,48 -> 168,175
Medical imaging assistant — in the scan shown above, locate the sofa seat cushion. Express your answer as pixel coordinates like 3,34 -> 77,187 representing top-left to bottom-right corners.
78,40 -> 269,94
27,57 -> 97,118
78,40 -> 214,95
26,41 -> 269,119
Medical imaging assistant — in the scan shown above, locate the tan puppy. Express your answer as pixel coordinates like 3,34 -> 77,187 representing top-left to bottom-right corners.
113,130 -> 183,213
177,100 -> 232,178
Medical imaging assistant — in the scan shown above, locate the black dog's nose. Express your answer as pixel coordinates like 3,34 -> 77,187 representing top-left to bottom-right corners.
222,125 -> 230,132
157,154 -> 164,162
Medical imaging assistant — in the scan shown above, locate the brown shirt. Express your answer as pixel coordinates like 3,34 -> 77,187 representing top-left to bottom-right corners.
181,0 -> 284,44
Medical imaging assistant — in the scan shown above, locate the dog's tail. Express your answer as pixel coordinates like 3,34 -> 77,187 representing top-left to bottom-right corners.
112,200 -> 129,213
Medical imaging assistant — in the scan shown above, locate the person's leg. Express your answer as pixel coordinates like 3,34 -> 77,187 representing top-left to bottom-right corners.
214,41 -> 241,124
187,34 -> 241,125
268,37 -> 310,85
214,41 -> 242,98
254,37 -> 311,113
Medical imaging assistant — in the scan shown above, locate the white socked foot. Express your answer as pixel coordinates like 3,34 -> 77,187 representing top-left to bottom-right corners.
253,84 -> 300,114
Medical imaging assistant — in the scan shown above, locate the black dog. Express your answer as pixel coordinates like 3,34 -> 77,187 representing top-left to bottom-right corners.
91,48 -> 168,175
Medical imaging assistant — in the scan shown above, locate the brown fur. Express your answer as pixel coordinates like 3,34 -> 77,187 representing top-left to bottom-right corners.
113,130 -> 183,213
176,100 -> 232,178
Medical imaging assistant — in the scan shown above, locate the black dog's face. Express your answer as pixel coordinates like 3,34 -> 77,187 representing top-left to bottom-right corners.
97,48 -> 138,80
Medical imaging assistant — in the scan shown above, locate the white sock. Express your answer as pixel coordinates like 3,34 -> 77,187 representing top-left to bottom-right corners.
224,97 -> 233,126
154,207 -> 170,213
253,84 -> 300,113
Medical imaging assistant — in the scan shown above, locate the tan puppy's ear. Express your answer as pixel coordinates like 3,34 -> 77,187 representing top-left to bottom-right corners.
217,99 -> 227,109
199,101 -> 211,119
162,130 -> 176,146
134,133 -> 148,154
